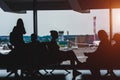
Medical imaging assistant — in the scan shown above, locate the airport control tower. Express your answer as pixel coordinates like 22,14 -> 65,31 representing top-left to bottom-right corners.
93,16 -> 98,41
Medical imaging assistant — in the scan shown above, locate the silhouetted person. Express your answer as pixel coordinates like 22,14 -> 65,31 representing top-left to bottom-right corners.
9,18 -> 26,60
28,33 -> 49,64
112,33 -> 120,60
19,33 -> 41,76
85,30 -> 112,77
8,18 -> 26,77
47,30 -> 81,66
45,30 -> 82,80
108,33 -> 120,76
10,18 -> 26,49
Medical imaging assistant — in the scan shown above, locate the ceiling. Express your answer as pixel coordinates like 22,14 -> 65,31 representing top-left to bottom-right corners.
1,0 -> 120,13
0,0 -> 72,13
2,0 -> 70,11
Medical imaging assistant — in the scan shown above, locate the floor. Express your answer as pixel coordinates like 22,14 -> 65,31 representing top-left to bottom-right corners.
0,69 -> 120,80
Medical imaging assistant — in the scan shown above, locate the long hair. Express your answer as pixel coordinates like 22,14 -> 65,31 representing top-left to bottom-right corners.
16,18 -> 26,34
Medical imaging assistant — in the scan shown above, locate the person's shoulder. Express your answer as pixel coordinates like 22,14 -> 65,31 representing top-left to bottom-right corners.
10,31 -> 14,36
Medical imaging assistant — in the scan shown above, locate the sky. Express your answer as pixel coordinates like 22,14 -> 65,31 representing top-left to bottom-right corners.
0,8 -> 120,36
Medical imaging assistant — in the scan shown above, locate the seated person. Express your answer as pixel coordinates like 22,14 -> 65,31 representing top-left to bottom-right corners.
84,30 -> 112,77
46,30 -> 81,66
21,33 -> 44,76
27,33 -> 49,64
111,33 -> 120,66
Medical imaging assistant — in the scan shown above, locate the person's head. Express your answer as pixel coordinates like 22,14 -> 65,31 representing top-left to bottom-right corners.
50,30 -> 58,40
112,33 -> 120,43
98,30 -> 108,41
16,18 -> 26,34
31,33 -> 37,42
